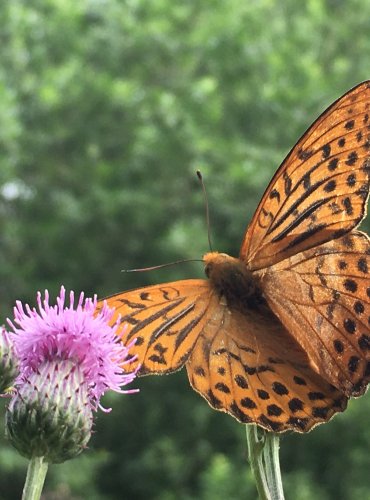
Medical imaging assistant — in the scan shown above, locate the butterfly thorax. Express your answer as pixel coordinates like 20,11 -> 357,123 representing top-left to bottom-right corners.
203,252 -> 266,312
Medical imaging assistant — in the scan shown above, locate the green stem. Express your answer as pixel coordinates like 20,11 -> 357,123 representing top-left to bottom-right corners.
262,432 -> 284,500
22,456 -> 49,500
246,425 -> 285,500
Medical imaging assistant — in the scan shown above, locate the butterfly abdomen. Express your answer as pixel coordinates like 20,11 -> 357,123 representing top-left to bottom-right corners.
203,252 -> 266,311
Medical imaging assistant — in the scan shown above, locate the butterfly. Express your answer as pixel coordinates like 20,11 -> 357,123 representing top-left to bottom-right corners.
101,81 -> 370,432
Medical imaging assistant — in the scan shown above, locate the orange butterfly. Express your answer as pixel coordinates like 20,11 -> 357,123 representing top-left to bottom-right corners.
101,82 -> 370,432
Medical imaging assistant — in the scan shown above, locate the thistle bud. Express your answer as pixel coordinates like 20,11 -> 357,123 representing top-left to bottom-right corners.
0,326 -> 19,394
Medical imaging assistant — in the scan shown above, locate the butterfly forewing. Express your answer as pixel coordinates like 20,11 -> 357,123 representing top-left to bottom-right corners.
103,280 -> 212,374
241,81 -> 370,270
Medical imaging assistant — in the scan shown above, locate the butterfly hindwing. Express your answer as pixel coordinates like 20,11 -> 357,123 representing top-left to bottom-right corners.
258,230 -> 370,397
186,300 -> 347,432
241,81 -> 370,270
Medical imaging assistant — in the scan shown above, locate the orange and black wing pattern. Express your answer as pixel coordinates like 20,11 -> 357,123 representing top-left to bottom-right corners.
103,280 -> 212,374
258,230 -> 370,399
100,82 -> 370,432
241,81 -> 370,270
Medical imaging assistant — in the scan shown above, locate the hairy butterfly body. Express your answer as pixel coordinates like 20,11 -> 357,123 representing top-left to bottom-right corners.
101,81 -> 370,432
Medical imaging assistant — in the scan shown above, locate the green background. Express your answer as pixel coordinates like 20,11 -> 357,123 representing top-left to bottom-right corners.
1,0 -> 370,498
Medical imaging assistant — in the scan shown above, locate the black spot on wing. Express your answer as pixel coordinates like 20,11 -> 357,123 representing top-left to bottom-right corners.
344,119 -> 355,130
269,189 -> 281,203
345,151 -> 358,166
322,144 -> 331,159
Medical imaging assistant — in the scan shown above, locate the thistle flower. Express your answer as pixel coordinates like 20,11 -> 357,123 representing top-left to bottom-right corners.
6,286 -> 137,464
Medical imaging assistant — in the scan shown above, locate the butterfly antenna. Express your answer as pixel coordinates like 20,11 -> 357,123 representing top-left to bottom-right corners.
122,259 -> 203,273
196,170 -> 213,251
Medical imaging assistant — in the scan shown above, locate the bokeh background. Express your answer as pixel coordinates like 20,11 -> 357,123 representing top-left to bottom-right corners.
1,1 -> 370,498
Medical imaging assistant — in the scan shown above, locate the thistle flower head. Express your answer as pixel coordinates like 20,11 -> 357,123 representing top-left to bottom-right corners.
6,286 -> 137,463
9,286 -> 137,410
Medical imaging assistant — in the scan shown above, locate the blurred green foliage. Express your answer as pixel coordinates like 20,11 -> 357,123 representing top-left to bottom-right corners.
0,0 -> 370,498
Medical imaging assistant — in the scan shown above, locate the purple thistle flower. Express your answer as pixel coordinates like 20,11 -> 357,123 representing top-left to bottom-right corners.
6,286 -> 138,463
9,286 -> 137,410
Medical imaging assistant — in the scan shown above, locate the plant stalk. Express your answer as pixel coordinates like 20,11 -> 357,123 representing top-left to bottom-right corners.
22,455 -> 48,500
246,425 -> 285,500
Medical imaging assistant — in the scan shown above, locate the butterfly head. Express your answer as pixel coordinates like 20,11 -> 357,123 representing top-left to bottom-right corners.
203,251 -> 232,278
203,251 -> 265,311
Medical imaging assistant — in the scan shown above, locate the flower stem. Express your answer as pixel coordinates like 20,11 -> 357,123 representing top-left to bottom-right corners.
246,425 -> 285,500
22,456 -> 48,500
